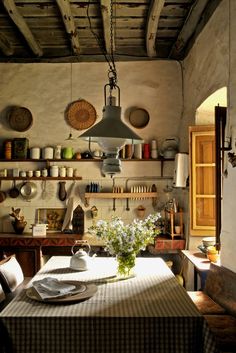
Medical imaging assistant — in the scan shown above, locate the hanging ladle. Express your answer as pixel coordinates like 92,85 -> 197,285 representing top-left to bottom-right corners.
9,180 -> 20,198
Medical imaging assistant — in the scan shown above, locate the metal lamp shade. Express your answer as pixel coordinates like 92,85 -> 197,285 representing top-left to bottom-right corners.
79,105 -> 143,151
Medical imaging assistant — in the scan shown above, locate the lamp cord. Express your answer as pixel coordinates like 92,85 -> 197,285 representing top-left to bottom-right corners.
87,0 -> 117,85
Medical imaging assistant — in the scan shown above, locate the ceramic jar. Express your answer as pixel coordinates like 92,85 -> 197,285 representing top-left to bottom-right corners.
50,165 -> 59,177
66,167 -> 73,177
30,147 -> 40,159
59,167 -> 66,177
42,147 -> 54,159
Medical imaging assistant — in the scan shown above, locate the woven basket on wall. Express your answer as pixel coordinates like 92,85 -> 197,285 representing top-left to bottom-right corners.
66,99 -> 97,130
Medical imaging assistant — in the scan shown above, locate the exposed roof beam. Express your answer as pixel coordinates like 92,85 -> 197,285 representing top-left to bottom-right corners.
169,0 -> 223,59
56,0 -> 80,56
0,32 -> 14,56
100,0 -> 114,54
2,0 -> 43,57
146,0 -> 165,57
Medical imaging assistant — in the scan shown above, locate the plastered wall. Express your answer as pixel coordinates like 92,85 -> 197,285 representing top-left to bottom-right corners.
182,0 -> 236,273
0,61 -> 184,233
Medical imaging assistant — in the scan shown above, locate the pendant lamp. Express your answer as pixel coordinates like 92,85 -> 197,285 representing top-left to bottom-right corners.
79,0 -> 143,175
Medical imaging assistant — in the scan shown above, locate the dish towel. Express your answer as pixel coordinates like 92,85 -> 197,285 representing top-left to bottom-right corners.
32,277 -> 76,300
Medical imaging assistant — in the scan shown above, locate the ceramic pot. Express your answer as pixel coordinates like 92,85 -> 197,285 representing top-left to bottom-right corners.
12,220 -> 27,234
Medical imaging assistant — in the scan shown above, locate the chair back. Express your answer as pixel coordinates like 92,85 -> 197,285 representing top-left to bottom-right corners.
205,262 -> 236,317
0,255 -> 24,293
0,283 -> 6,303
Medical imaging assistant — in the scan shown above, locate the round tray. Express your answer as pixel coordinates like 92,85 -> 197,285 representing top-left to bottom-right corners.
8,106 -> 33,132
66,99 -> 97,130
129,108 -> 150,129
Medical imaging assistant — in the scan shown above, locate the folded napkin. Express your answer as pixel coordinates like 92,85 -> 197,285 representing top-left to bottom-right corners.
32,277 -> 76,300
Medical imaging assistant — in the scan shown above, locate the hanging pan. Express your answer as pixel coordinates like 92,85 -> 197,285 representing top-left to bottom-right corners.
20,182 -> 37,201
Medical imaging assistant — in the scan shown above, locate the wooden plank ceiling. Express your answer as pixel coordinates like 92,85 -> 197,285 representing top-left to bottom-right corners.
0,0 -> 222,62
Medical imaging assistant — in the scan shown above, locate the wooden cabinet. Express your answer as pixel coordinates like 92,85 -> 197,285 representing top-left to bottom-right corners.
0,233 -> 82,276
189,126 -> 216,236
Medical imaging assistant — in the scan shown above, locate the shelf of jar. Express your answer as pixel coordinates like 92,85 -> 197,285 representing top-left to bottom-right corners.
0,177 -> 82,181
0,158 -> 174,162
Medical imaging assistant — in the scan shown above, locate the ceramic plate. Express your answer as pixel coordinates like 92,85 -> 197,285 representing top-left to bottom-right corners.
26,281 -> 97,303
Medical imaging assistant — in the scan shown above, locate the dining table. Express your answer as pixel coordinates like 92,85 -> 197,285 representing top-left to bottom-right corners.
0,256 -> 218,353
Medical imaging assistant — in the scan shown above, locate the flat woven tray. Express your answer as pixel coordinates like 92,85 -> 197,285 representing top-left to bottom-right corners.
66,99 -> 97,130
8,106 -> 33,132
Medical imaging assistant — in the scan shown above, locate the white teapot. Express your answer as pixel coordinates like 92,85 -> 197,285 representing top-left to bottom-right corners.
70,240 -> 93,271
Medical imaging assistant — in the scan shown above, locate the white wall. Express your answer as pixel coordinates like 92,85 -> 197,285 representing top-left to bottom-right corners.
182,0 -> 236,273
220,0 -> 236,272
0,61 -> 183,233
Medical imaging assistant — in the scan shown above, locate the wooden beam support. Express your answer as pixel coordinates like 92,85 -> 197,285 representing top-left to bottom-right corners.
0,32 -> 14,56
169,0 -> 223,59
2,0 -> 43,57
100,0 -> 115,54
146,0 -> 165,57
56,0 -> 80,56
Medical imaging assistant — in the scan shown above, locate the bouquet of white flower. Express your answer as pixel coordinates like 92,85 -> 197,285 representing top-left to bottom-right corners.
90,213 -> 160,276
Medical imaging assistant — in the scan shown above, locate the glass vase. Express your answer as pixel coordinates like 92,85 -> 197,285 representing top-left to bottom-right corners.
116,252 -> 136,278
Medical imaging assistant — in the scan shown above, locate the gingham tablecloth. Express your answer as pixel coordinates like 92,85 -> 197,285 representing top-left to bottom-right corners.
0,256 -> 218,353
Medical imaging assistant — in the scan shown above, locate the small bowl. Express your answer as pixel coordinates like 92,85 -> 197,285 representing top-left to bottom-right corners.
202,237 -> 215,247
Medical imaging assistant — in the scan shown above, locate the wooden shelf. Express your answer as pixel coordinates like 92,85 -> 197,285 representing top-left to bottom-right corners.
0,177 -> 82,181
84,192 -> 158,207
85,192 -> 157,199
0,158 -> 174,162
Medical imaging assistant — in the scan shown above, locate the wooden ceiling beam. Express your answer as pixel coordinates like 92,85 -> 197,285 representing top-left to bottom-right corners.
100,0 -> 114,54
0,32 -> 14,56
169,0 -> 221,59
55,0 -> 80,56
146,0 -> 165,57
2,0 -> 43,57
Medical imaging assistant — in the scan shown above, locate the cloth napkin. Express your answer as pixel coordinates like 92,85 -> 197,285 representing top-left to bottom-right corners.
32,277 -> 76,300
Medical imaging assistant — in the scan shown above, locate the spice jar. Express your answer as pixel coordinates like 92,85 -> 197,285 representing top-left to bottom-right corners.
4,140 -> 12,160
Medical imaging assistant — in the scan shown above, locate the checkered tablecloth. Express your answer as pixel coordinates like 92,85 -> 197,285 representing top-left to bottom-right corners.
0,257 -> 218,353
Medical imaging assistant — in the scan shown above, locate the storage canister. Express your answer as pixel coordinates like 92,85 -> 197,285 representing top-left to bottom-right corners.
4,140 -> 12,160
59,167 -> 66,177
66,167 -> 73,177
30,147 -> 40,159
50,165 -> 59,177
42,147 -> 54,159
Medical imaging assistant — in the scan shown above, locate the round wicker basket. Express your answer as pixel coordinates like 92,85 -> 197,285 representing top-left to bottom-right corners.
66,99 -> 97,130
